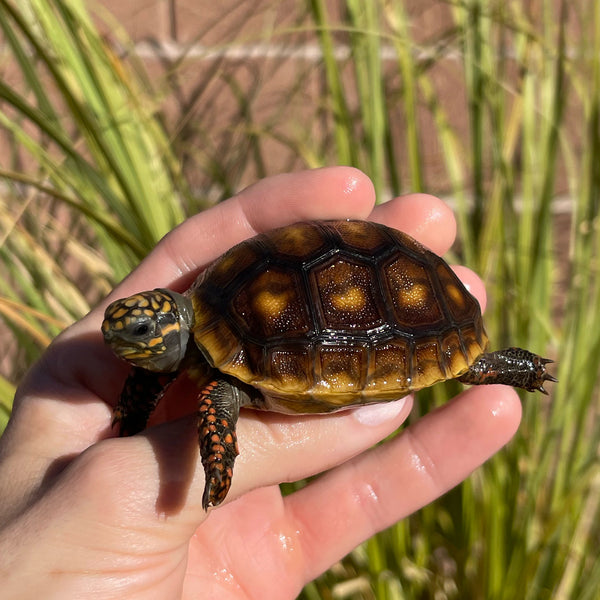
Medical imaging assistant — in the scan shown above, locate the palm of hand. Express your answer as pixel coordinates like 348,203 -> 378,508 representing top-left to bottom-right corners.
0,168 -> 521,599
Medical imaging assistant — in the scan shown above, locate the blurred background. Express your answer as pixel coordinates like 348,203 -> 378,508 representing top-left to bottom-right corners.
0,1 -> 597,598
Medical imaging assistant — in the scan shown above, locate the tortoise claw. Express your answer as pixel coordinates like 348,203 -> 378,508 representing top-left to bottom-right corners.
535,357 -> 558,394
536,364 -> 558,395
111,410 -> 122,430
202,468 -> 232,510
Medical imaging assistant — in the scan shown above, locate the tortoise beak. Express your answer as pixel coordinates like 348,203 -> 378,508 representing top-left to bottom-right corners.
102,328 -> 137,358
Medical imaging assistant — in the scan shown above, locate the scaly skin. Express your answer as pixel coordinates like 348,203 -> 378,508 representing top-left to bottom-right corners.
113,368 -> 178,435
458,347 -> 556,394
197,379 -> 241,509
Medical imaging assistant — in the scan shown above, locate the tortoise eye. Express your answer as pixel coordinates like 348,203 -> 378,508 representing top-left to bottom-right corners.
132,323 -> 151,337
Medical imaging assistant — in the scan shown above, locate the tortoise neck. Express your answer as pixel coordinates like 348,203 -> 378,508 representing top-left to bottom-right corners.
171,290 -> 195,330
155,288 -> 195,370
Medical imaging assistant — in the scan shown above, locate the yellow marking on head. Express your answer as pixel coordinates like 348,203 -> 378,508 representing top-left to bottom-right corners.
143,309 -> 155,317
162,300 -> 172,313
131,308 -> 143,317
331,287 -> 365,311
148,336 -> 165,348
125,295 -> 148,308
101,320 -> 110,332
151,296 -> 162,311
114,320 -> 125,331
111,307 -> 129,319
123,349 -> 154,359
160,322 -> 182,337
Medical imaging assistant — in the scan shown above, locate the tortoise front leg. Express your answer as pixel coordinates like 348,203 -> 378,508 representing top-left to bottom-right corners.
198,377 -> 253,510
112,367 -> 177,436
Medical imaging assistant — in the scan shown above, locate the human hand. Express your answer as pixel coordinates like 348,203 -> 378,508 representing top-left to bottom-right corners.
0,167 -> 521,599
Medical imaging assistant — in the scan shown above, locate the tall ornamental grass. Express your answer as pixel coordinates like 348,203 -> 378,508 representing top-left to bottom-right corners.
1,0 -> 598,598
0,0 -> 187,402
303,2 -> 599,598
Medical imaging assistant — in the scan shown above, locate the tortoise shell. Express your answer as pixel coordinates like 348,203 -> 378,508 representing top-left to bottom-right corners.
189,220 -> 488,413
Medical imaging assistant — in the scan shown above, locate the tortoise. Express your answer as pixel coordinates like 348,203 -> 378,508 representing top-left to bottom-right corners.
102,220 -> 555,509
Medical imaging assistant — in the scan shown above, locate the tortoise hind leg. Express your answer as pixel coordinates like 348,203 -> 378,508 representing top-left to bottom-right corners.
198,377 -> 255,510
113,367 -> 178,436
458,347 -> 557,394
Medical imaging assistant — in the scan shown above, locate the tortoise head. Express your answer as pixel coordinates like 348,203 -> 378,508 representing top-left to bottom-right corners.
102,289 -> 194,373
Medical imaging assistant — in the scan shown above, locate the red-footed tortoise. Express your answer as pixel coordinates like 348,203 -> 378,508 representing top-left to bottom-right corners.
102,220 -> 555,509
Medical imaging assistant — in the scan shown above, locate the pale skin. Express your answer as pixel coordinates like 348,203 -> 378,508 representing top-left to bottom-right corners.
0,168 -> 522,599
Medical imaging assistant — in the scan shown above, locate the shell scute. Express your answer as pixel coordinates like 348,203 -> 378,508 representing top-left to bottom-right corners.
331,220 -> 390,252
366,341 -> 411,393
313,257 -> 384,330
412,340 -> 448,389
265,222 -> 327,258
203,240 -> 264,290
384,255 -> 444,329
317,344 -> 368,394
233,267 -> 311,339
267,346 -> 314,392
440,330 -> 471,378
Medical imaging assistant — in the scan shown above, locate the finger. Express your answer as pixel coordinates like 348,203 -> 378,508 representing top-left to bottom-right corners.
57,167 -> 377,396
370,193 -> 457,256
27,397 -> 413,536
229,397 -> 413,504
284,386 -> 522,581
106,167 -> 377,302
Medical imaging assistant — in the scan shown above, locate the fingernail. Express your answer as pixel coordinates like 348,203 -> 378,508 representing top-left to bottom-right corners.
353,397 -> 409,426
